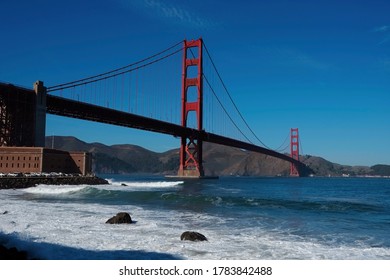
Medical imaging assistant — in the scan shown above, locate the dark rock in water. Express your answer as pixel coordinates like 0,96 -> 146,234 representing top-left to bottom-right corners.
180,231 -> 207,242
121,183 -> 127,186
106,212 -> 132,224
2,211 -> 8,214
0,245 -> 28,260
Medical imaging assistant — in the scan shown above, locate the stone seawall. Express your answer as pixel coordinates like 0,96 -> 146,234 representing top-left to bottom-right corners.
0,176 -> 108,189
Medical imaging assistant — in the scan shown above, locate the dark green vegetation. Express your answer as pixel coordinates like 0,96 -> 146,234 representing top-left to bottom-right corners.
45,136 -> 390,177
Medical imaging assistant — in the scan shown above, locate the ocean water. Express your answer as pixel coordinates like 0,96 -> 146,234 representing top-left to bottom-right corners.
0,176 -> 390,260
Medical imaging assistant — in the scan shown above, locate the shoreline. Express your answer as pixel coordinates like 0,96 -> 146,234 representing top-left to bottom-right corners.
0,175 -> 109,189
0,174 -> 108,259
1,176 -> 390,260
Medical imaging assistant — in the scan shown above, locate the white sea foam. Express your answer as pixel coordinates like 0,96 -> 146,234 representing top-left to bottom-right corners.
18,180 -> 184,196
1,187 -> 390,260
104,179 -> 184,190
21,185 -> 88,195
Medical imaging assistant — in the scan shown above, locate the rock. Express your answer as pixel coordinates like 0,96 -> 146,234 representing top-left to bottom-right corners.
121,183 -> 127,186
0,245 -> 28,260
0,176 -> 108,190
106,212 -> 132,224
2,211 -> 8,214
180,231 -> 207,242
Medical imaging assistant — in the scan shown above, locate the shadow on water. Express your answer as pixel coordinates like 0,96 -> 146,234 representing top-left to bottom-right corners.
0,232 -> 182,260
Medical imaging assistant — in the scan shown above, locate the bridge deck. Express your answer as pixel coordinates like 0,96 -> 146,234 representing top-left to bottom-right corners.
0,84 -> 308,176
47,95 -> 305,170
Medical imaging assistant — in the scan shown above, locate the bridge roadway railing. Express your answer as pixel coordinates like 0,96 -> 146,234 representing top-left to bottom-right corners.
47,95 -> 305,171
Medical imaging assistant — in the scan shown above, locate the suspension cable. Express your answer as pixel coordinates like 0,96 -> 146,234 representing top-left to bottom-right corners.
299,134 -> 304,156
48,40 -> 184,91
202,42 -> 274,149
48,48 -> 183,92
274,131 -> 291,152
187,47 -> 253,143
203,74 -> 253,144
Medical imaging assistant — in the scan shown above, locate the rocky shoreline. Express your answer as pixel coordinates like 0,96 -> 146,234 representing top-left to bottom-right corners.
0,175 -> 109,259
1,210 -> 207,260
0,175 -> 108,189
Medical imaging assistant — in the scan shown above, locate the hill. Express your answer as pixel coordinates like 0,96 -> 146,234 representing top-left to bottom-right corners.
45,136 -> 390,177
45,136 -> 178,174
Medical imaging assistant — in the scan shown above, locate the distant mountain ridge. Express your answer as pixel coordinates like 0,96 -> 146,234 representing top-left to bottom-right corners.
45,136 -> 390,177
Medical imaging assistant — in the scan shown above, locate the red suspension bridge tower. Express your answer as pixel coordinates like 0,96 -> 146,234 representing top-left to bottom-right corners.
177,39 -> 205,178
290,128 -> 300,176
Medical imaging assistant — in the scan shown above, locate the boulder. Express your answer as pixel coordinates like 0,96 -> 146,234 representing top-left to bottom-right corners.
106,212 -> 132,224
0,245 -> 28,260
180,231 -> 207,242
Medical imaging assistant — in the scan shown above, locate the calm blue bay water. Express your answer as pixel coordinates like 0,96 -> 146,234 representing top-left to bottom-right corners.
1,176 -> 389,259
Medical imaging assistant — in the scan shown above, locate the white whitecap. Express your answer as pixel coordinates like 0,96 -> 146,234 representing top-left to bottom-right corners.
102,180 -> 184,191
21,185 -> 88,195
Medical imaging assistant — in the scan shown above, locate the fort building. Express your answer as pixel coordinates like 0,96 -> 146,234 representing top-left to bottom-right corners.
0,147 -> 92,175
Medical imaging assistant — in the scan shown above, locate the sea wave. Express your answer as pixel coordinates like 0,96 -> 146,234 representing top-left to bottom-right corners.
1,176 -> 390,260
18,180 -> 183,197
19,182 -> 383,215
105,179 -> 184,189
158,192 -> 384,213
21,185 -> 88,195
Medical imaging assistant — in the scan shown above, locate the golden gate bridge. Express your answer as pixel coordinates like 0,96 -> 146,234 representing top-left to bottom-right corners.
0,38 -> 310,177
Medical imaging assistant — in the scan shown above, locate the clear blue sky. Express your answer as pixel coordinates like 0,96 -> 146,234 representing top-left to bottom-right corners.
1,0 -> 389,166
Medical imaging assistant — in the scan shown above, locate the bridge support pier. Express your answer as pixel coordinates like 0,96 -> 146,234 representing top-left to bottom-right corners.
0,81 -> 46,147
290,128 -> 300,176
177,39 -> 205,178
33,81 -> 47,147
